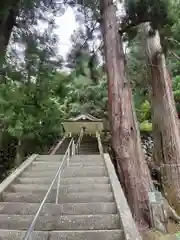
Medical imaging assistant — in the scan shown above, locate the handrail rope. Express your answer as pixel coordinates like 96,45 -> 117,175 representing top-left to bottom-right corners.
23,138 -> 74,240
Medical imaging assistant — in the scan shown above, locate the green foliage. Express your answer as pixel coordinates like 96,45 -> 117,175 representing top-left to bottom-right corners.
123,0 -> 174,31
0,12 -> 65,162
138,100 -> 151,123
2,0 -> 180,169
172,75 -> 180,116
59,74 -> 108,119
140,121 -> 152,133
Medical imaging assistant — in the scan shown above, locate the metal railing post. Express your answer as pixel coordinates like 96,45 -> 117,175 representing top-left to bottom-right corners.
72,140 -> 75,156
23,138 -> 74,240
96,131 -> 104,157
55,171 -> 61,204
75,128 -> 84,155
67,147 -> 70,166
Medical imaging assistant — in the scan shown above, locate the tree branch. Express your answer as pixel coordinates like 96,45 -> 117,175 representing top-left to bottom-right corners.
167,37 -> 180,47
171,51 -> 180,61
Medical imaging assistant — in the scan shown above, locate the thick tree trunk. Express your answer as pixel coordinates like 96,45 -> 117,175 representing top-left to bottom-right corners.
100,0 -> 154,229
143,22 -> 180,213
0,1 -> 18,67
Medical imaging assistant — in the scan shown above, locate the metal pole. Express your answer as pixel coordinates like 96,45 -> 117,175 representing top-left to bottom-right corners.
67,147 -> 70,166
72,140 -> 75,156
55,171 -> 61,204
23,138 -> 73,240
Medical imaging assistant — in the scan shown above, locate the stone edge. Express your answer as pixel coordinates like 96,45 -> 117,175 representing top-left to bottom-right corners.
0,154 -> 38,195
104,153 -> 142,240
50,136 -> 66,155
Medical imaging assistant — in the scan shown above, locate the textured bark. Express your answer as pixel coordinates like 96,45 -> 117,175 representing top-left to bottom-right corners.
100,0 -> 154,229
143,23 -> 180,213
0,1 -> 19,65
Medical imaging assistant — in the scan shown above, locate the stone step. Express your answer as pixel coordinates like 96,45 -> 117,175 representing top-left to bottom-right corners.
71,155 -> 102,160
31,164 -> 62,170
79,148 -> 98,151
9,183 -> 112,193
79,153 -> 100,155
2,192 -> 114,203
30,162 -> 105,171
62,167 -> 107,178
17,177 -> 110,185
69,162 -> 104,166
50,230 -> 124,240
21,171 -> 58,177
0,230 -> 124,240
30,167 -> 59,172
70,159 -> 104,163
63,169 -> 107,178
21,167 -> 107,178
0,202 -> 117,215
0,214 -> 120,230
35,155 -> 64,161
32,161 -> 63,166
0,230 -> 48,240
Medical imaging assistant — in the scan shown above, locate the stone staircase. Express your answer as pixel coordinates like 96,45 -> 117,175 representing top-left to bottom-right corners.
0,154 -> 124,240
79,136 -> 99,155
0,134 -> 142,240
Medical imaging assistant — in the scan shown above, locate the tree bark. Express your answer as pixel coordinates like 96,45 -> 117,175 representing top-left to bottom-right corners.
100,0 -> 154,229
143,22 -> 180,213
0,1 -> 19,67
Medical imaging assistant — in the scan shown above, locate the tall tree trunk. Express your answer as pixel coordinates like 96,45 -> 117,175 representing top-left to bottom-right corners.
0,1 -> 19,69
143,22 -> 180,213
100,0 -> 154,229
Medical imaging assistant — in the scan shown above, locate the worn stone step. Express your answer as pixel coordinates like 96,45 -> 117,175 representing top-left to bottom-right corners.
62,167 -> 107,178
0,230 -> 124,240
32,161 -> 63,166
29,167 -> 62,173
0,202 -> 117,215
69,160 -> 104,164
0,214 -> 120,230
17,177 -> 110,185
35,155 -> 64,161
0,230 -> 48,240
71,155 -> 102,161
79,148 -> 98,150
31,163 -> 61,170
21,171 -> 58,177
69,162 -> 104,166
79,153 -> 100,155
9,183 -> 112,193
49,230 -> 124,240
30,164 -> 105,171
2,192 -> 114,203
21,167 -> 107,178
30,167 -> 59,172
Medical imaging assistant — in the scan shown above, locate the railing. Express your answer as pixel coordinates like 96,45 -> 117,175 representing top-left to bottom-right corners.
23,137 -> 76,240
75,128 -> 84,154
96,131 -> 104,157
